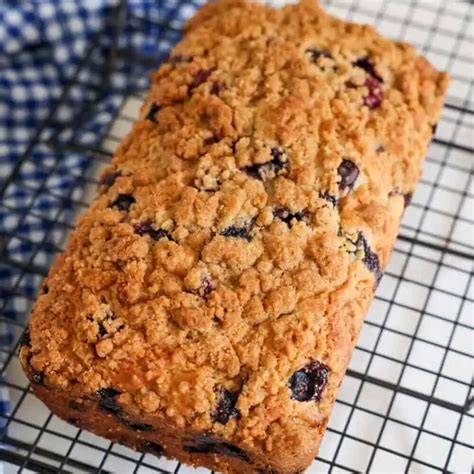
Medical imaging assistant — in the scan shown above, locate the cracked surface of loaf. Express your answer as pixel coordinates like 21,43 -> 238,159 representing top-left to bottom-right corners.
20,1 -> 448,472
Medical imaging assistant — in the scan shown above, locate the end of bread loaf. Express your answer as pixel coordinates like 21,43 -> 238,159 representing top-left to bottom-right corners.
21,1 -> 448,473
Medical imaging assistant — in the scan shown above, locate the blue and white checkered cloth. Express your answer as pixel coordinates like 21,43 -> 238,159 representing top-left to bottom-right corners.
0,0 -> 203,445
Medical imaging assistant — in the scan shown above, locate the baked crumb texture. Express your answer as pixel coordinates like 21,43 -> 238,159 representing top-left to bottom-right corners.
20,1 -> 448,472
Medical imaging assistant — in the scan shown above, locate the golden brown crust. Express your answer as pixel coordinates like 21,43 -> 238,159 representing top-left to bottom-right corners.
20,1 -> 448,472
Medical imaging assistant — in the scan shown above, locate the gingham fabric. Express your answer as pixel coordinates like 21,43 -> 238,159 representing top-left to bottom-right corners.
0,0 -> 206,442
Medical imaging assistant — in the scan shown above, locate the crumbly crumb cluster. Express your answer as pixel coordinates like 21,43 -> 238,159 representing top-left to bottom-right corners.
21,1 -> 448,472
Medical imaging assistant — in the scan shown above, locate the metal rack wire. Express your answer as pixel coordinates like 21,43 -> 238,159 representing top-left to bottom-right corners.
0,1 -> 472,472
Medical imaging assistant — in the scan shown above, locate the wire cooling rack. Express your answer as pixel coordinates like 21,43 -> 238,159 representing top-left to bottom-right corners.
0,1 -> 473,473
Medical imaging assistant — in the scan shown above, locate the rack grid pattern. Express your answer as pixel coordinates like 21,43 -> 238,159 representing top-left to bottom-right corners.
0,1 -> 473,473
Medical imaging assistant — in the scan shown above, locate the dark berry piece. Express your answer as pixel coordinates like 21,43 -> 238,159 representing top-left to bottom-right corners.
210,82 -> 225,95
244,147 -> 289,181
270,147 -> 288,170
355,233 -> 382,285
432,122 -> 438,135
87,312 -> 123,340
363,77 -> 383,109
184,435 -> 250,462
306,48 -> 333,63
145,103 -> 160,123
289,360 -> 329,402
403,193 -> 413,209
133,221 -> 152,236
121,418 -> 154,431
363,248 -> 382,283
189,69 -> 214,91
140,440 -> 164,456
67,418 -> 80,426
100,170 -> 122,188
352,56 -> 382,82
97,322 -> 108,338
319,192 -> 337,207
133,221 -> 172,241
111,194 -> 136,211
211,387 -> 241,424
375,144 -> 385,153
42,284 -> 49,294
273,207 -> 305,227
244,164 -> 261,180
97,388 -> 121,415
31,371 -> 45,386
203,135 -> 220,146
202,276 -> 213,296
220,225 -> 252,241
20,328 -> 31,348
337,159 -> 359,193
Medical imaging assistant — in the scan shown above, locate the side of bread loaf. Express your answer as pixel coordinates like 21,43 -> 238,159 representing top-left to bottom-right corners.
20,1 -> 448,472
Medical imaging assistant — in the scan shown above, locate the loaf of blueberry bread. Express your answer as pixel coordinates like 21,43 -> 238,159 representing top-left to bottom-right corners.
20,1 -> 448,472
